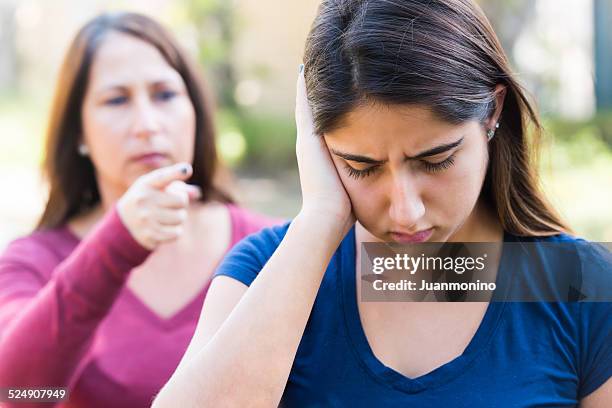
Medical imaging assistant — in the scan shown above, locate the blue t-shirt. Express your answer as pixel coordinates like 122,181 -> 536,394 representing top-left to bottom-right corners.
214,223 -> 611,407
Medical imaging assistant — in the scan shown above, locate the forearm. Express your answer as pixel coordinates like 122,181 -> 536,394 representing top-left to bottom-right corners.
0,207 -> 150,389
154,212 -> 348,407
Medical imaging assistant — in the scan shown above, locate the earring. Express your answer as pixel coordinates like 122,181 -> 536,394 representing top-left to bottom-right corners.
487,122 -> 500,141
78,144 -> 89,156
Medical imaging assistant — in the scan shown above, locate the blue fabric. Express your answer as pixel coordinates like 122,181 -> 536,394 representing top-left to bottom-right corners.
214,223 -> 612,407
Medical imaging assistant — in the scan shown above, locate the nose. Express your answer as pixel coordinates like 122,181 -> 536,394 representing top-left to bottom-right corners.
388,172 -> 425,230
130,95 -> 160,138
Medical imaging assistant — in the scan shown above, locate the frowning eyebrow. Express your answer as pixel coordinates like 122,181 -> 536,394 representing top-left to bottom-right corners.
330,137 -> 465,164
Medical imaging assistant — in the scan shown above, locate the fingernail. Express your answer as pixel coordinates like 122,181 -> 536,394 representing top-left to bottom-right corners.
180,164 -> 191,175
298,64 -> 304,74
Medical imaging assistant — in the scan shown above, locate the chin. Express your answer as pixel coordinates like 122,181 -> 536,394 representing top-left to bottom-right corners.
124,167 -> 151,185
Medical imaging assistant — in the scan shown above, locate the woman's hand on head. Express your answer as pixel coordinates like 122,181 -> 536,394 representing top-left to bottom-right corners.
116,163 -> 201,250
295,66 -> 354,230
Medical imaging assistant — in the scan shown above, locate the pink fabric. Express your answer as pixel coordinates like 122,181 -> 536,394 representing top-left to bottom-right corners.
0,204 -> 280,407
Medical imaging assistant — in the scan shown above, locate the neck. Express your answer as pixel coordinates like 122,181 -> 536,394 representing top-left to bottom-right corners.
67,178 -> 127,239
97,177 -> 127,214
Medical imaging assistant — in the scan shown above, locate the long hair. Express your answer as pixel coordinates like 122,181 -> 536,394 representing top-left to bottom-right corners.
37,12 -> 233,230
303,0 -> 570,237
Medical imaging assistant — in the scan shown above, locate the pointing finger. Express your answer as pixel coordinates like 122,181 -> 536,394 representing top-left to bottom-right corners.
140,162 -> 192,189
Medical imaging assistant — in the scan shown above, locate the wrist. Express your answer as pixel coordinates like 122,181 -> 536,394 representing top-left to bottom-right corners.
115,198 -> 156,250
295,207 -> 354,242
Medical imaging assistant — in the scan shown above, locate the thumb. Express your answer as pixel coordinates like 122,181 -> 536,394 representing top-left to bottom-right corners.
140,162 -> 192,189
185,184 -> 202,201
164,181 -> 202,203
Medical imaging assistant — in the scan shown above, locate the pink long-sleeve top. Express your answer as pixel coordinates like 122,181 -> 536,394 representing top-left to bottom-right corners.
0,203 -> 279,407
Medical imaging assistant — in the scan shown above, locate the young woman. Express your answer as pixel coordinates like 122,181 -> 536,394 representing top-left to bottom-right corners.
154,0 -> 611,406
0,12 -> 278,407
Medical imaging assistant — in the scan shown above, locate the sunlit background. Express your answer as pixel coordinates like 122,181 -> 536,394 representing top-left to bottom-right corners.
0,0 -> 611,248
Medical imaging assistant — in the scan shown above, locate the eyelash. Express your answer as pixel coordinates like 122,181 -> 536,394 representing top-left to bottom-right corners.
344,165 -> 380,180
421,154 -> 456,173
344,154 -> 457,180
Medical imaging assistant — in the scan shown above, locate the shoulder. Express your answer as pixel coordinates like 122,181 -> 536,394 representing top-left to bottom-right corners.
230,220 -> 291,257
508,232 -> 611,302
509,232 -> 608,267
508,234 -> 611,398
0,227 -> 75,279
226,203 -> 287,240
214,220 -> 354,288
213,221 -> 291,287
504,231 -> 586,267
539,234 -> 610,298
1,227 -> 74,261
510,231 -> 584,243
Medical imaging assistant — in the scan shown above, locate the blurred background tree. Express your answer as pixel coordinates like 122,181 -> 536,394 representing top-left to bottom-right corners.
183,0 -> 239,110
0,2 -> 18,94
478,0 -> 535,60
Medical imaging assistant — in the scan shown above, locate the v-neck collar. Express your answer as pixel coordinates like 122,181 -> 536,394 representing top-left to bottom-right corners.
338,227 -> 514,394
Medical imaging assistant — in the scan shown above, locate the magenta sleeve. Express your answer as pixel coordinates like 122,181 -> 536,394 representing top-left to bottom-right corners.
0,206 -> 151,399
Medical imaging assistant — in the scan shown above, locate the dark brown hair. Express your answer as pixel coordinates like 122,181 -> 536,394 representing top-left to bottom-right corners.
304,0 -> 570,237
37,11 -> 232,230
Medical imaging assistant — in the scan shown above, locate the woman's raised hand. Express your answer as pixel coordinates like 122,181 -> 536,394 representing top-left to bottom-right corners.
116,163 -> 201,250
295,66 -> 354,231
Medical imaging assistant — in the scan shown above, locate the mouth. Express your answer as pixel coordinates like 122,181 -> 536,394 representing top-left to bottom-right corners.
130,152 -> 170,167
389,228 -> 434,243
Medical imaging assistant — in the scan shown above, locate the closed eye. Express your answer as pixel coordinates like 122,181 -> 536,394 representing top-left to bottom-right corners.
344,153 -> 457,179
420,153 -> 456,173
344,163 -> 380,179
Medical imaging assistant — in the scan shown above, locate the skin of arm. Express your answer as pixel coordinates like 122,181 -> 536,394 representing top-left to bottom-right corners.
580,376 -> 612,407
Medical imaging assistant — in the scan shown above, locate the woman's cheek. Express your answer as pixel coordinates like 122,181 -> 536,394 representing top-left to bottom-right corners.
338,174 -> 362,204
343,176 -> 387,231
84,122 -> 125,174
425,156 -> 483,221
166,100 -> 196,161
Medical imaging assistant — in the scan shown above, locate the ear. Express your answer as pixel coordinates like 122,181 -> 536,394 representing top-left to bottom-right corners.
487,84 -> 507,129
77,136 -> 90,156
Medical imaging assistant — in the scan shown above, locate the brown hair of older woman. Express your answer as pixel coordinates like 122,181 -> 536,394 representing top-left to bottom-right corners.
37,12 -> 233,230
304,0 -> 570,237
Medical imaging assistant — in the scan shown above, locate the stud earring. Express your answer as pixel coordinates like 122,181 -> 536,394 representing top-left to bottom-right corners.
78,144 -> 89,156
487,122 -> 500,141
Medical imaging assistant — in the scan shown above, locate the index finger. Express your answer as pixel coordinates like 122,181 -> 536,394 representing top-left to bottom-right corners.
139,162 -> 193,189
295,64 -> 316,137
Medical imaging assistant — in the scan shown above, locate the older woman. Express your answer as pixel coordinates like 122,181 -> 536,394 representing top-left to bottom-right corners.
0,12 -> 278,408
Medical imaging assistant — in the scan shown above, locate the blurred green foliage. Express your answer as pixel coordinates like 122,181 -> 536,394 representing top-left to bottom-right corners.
217,109 -> 296,171
545,110 -> 612,149
180,0 -> 300,173
539,113 -> 612,240
0,93 -> 45,168
181,0 -> 238,110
